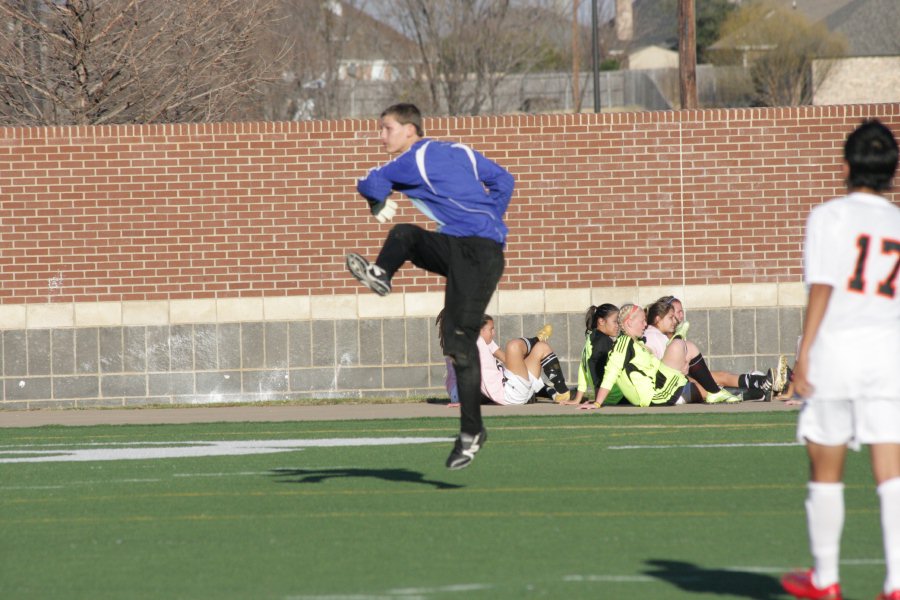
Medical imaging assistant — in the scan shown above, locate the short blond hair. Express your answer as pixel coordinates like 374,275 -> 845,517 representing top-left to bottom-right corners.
617,303 -> 642,332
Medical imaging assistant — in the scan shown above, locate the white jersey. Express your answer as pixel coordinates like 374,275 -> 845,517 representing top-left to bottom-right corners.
803,192 -> 900,399
643,325 -> 669,360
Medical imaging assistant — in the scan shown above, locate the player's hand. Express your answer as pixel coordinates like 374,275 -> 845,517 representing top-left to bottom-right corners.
370,199 -> 397,224
792,355 -> 814,398
579,401 -> 601,411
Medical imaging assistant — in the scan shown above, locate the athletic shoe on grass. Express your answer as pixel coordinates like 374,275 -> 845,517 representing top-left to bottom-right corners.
705,389 -> 742,404
773,354 -> 789,394
346,253 -> 391,296
553,390 -> 571,404
763,368 -> 775,401
781,570 -> 842,600
446,429 -> 487,470
877,590 -> 900,600
536,324 -> 553,342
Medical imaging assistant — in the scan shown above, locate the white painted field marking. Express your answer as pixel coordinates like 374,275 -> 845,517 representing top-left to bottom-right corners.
608,442 -> 802,450
0,441 -> 215,449
286,561 -> 885,600
284,583 -> 491,600
0,437 -> 449,464
387,584 -> 491,594
838,558 -> 885,565
564,574 -> 659,583
173,471 -> 273,478
285,596 -> 423,600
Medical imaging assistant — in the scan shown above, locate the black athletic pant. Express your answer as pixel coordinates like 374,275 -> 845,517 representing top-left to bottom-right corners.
376,224 -> 504,436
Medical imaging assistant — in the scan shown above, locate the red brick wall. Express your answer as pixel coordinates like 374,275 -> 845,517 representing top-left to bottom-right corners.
1,104 -> 898,304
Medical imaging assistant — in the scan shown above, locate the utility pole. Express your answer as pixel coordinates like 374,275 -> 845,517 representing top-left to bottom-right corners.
591,0 -> 601,113
572,0 -> 581,112
678,0 -> 698,109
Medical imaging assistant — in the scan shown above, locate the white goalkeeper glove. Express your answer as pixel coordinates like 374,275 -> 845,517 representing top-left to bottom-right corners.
371,199 -> 398,224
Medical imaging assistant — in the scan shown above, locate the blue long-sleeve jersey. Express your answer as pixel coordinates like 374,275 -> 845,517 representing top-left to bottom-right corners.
357,139 -> 514,244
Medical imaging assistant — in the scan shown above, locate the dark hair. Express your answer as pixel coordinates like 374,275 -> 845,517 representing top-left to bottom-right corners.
381,103 -> 424,137
656,295 -> 679,306
437,311 -> 492,351
645,299 -> 674,328
844,119 -> 898,192
435,309 -> 447,352
585,303 -> 619,331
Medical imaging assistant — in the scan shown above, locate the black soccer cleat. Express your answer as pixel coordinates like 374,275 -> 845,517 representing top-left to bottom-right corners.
346,253 -> 391,296
445,429 -> 487,470
762,368 -> 774,402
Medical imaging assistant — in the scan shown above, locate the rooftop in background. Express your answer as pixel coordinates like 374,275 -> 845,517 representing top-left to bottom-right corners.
823,0 -> 900,56
632,0 -> 898,58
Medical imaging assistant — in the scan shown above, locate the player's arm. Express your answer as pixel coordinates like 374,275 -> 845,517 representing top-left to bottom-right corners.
582,386 -> 612,410
356,157 -> 422,223
492,347 -> 507,365
582,338 -> 627,410
587,341 -> 608,390
357,165 -> 391,203
793,283 -> 832,398
793,207 -> 837,398
474,153 -> 514,212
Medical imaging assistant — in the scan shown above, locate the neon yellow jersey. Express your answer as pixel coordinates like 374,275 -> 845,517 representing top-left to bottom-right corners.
578,332 -> 624,404
577,334 -> 592,392
599,334 -> 687,407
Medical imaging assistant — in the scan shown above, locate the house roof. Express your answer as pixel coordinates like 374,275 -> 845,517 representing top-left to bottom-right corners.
628,0 -> 678,50
326,1 -> 417,62
764,0 -> 854,23
712,0 -> 898,57
757,0 -> 899,56
632,0 -> 897,58
824,0 -> 900,56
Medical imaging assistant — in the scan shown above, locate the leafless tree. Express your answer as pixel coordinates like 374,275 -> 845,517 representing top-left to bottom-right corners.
0,0 -> 280,125
383,0 -> 564,116
265,0 -> 412,120
710,0 -> 846,106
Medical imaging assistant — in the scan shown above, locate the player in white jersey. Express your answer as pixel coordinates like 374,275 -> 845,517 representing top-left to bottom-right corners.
782,120 -> 900,600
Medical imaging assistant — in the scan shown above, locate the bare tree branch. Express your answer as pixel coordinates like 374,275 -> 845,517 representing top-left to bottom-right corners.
383,0 -> 564,116
0,0 -> 280,125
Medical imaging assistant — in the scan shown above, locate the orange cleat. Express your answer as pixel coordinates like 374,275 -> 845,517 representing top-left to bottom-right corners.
781,570 -> 842,600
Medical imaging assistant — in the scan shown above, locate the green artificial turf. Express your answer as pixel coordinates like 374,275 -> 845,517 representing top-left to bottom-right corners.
0,412 -> 886,599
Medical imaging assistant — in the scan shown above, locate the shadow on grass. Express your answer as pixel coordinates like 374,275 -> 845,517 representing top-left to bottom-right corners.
643,559 -> 788,600
269,467 -> 463,490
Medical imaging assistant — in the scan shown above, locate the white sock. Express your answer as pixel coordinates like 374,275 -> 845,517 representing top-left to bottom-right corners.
878,477 -> 900,593
806,481 -> 844,588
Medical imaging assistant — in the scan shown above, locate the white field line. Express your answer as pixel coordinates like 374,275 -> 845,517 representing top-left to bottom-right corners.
286,561 -> 886,600
388,584 -> 492,594
285,596 -> 425,600
608,442 -> 802,450
0,437 -> 450,463
173,471 -> 275,478
284,583 -> 491,600
0,441 -> 223,449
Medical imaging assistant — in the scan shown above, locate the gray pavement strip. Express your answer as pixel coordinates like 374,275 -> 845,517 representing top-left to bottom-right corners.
0,399 -> 800,428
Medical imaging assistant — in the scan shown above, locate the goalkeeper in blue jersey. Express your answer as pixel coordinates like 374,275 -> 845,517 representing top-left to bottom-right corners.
347,103 -> 514,470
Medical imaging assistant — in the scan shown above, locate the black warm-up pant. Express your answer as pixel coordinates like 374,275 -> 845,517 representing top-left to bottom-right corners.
375,224 -> 504,436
